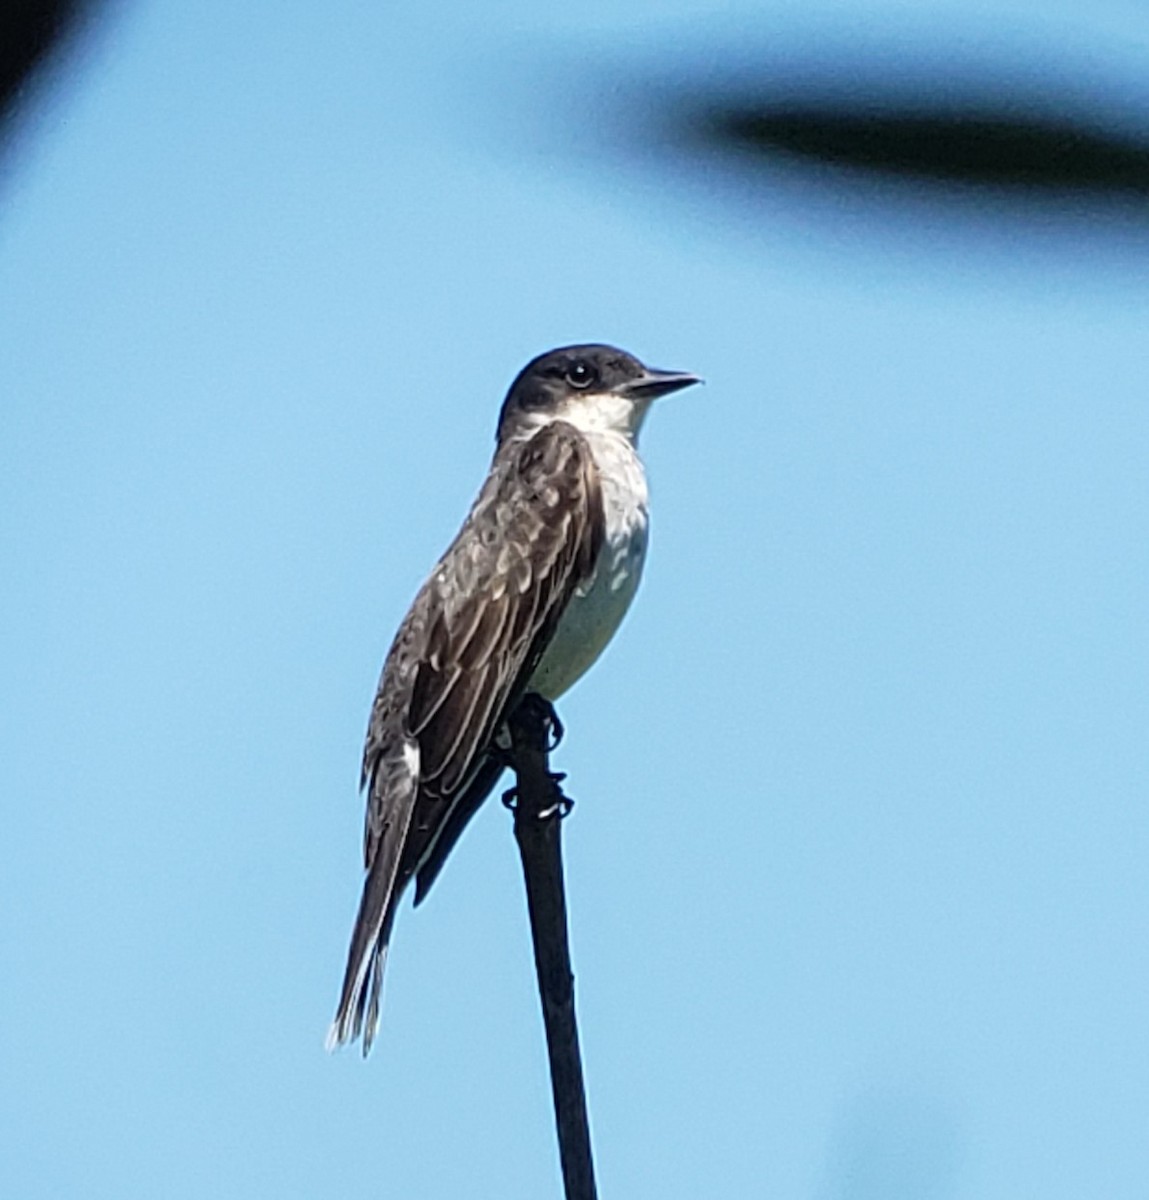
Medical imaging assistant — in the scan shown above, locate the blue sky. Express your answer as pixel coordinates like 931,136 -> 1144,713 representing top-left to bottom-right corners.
3,1 -> 1149,1197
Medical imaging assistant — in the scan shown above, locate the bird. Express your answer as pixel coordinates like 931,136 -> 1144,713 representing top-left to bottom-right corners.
327,343 -> 700,1054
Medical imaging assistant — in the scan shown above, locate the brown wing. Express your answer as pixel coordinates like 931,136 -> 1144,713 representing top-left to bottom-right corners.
331,420 -> 603,1053
397,419 -> 604,872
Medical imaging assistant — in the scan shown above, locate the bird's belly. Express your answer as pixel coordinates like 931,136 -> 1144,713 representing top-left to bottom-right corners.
528,525 -> 647,701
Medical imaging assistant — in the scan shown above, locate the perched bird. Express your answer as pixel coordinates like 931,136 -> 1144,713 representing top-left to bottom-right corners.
328,344 -> 700,1053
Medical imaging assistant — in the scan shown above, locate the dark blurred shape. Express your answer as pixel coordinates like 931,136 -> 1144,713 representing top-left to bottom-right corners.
1,0 -> 99,138
699,103 -> 1149,194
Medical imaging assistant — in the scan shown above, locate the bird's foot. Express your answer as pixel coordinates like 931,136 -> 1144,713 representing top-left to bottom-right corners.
501,772 -> 573,818
516,692 -> 564,751
542,705 -> 564,752
540,772 -> 573,819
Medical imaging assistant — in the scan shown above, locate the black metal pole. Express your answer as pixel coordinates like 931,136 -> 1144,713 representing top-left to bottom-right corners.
506,697 -> 598,1200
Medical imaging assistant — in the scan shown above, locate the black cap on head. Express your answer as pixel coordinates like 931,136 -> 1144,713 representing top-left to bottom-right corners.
497,344 -> 699,439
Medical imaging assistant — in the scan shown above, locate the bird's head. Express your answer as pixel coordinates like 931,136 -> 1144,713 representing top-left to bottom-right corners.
497,344 -> 700,445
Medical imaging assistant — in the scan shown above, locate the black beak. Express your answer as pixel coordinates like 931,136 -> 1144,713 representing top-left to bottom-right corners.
622,367 -> 702,400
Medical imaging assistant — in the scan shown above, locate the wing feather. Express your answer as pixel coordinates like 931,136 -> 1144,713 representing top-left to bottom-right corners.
329,420 -> 605,1052
404,421 -> 603,807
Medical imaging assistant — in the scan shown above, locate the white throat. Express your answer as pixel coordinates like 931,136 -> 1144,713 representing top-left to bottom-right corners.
513,388 -> 654,446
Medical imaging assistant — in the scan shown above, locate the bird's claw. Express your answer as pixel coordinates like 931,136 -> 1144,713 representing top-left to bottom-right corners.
543,706 -> 564,752
540,772 -> 573,818
541,788 -> 574,819
502,773 -> 573,819
515,692 -> 564,751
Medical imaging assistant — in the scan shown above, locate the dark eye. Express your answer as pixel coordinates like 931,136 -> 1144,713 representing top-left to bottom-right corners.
565,360 -> 598,390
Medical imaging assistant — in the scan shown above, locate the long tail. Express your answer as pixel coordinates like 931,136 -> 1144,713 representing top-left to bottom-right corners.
326,853 -> 405,1056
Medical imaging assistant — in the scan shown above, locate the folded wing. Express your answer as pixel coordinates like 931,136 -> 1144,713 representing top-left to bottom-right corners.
328,420 -> 604,1052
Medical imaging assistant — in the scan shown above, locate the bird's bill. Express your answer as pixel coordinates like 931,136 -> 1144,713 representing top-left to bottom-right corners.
621,368 -> 702,400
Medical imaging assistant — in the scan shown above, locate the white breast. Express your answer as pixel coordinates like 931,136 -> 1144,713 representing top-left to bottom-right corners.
528,431 -> 650,700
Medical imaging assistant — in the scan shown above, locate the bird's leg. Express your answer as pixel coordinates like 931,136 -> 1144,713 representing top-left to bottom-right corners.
519,691 -> 564,751
502,694 -> 572,817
